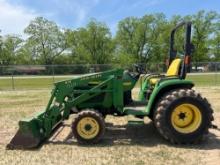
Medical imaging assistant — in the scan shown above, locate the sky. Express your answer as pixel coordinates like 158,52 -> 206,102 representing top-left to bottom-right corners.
0,0 -> 220,36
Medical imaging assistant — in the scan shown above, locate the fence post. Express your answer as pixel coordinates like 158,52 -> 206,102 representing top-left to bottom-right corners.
214,62 -> 217,86
11,70 -> 15,90
52,65 -> 55,83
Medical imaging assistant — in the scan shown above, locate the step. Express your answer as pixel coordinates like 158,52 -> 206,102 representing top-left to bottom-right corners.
127,115 -> 145,125
123,105 -> 147,116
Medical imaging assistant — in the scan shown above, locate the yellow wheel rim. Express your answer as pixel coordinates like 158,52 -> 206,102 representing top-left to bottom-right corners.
77,117 -> 100,139
171,104 -> 202,134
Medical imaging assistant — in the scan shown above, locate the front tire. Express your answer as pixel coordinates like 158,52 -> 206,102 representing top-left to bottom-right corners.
153,89 -> 213,144
72,110 -> 105,144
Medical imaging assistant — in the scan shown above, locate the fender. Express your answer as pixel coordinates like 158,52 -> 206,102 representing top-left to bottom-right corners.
145,79 -> 194,115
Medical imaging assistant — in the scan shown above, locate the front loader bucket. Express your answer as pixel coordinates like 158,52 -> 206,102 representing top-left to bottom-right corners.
6,106 -> 63,150
6,113 -> 45,150
6,130 -> 41,149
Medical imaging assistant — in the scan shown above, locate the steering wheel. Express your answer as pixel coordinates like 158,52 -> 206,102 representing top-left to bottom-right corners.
133,64 -> 145,74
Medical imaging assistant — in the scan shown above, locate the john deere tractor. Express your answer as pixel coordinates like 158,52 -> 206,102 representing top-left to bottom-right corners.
7,22 -> 214,149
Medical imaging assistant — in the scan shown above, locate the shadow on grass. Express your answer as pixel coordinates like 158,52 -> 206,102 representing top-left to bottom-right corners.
46,122 -> 220,151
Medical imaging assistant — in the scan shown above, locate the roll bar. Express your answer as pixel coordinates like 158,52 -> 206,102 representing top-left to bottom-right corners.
169,21 -> 194,79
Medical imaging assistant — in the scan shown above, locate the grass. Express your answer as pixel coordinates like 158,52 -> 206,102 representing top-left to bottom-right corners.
186,74 -> 220,86
0,74 -> 220,90
0,88 -> 220,165
0,73 -> 220,90
0,77 -> 73,90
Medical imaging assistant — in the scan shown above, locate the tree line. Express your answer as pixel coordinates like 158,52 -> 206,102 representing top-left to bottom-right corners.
0,10 -> 220,67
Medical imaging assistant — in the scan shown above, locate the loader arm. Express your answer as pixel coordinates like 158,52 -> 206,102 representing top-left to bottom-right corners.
7,69 -> 124,149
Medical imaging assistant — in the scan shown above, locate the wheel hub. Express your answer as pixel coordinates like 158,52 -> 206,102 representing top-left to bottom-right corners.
171,104 -> 202,133
76,117 -> 100,139
84,124 -> 92,131
178,112 -> 186,120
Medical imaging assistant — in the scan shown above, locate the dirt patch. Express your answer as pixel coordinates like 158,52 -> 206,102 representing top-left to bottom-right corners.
0,127 -> 17,146
44,113 -> 220,165
0,131 -> 12,145
195,87 -> 220,112
202,113 -> 220,165
3,113 -> 219,164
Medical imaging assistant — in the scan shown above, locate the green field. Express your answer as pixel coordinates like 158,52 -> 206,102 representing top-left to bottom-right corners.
187,74 -> 220,86
0,76 -> 75,90
0,73 -> 220,90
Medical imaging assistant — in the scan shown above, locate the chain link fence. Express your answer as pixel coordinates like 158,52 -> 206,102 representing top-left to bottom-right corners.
0,64 -> 117,90
1,62 -> 220,90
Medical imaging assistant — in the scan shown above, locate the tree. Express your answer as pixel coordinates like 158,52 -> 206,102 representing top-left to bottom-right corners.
115,16 -> 143,65
139,13 -> 167,63
67,19 -> 114,64
0,35 -> 23,65
0,30 -> 3,64
66,29 -> 90,64
191,11 -> 219,68
24,17 -> 67,65
210,21 -> 220,61
15,42 -> 35,64
115,13 -> 167,65
116,17 -> 139,60
212,33 -> 220,60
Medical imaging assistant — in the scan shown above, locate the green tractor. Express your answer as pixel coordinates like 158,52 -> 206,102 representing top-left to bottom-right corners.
7,22 -> 214,149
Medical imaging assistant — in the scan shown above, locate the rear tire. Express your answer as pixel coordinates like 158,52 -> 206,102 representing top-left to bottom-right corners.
153,89 -> 213,144
72,110 -> 105,144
